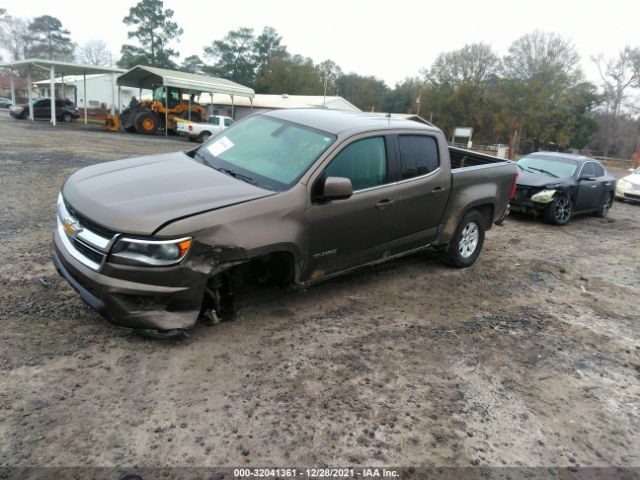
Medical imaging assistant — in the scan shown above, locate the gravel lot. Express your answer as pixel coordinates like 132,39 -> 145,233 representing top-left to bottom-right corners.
0,112 -> 638,474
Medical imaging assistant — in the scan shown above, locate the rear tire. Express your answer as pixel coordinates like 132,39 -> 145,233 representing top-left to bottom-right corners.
198,131 -> 212,143
594,192 -> 613,218
544,193 -> 572,225
62,112 -> 73,123
134,111 -> 159,135
444,210 -> 486,268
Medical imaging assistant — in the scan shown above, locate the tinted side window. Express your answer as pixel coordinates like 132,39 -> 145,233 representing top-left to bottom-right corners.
398,135 -> 439,179
209,117 -> 220,126
324,137 -> 387,191
581,162 -> 595,178
593,163 -> 605,177
224,118 -> 234,127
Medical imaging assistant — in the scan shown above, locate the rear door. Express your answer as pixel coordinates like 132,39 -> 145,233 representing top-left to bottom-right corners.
390,134 -> 450,251
576,161 -> 603,211
306,135 -> 398,277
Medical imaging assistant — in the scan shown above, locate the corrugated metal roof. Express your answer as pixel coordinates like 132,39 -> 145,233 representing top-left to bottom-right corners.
116,65 -> 254,98
0,59 -> 124,75
207,93 -> 360,111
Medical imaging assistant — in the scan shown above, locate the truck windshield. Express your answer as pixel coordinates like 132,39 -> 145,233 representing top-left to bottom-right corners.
195,115 -> 336,191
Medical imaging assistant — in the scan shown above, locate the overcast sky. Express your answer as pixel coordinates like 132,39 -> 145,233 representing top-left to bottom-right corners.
3,0 -> 637,86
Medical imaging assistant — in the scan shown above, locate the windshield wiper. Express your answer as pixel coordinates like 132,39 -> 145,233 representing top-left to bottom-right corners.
193,149 -> 210,164
193,150 -> 257,185
527,167 -> 559,178
216,167 -> 257,185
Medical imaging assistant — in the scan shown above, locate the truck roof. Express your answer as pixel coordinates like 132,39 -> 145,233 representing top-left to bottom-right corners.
262,108 -> 440,136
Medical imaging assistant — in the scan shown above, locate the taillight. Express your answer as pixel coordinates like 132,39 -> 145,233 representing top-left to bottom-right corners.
509,172 -> 519,200
188,125 -> 193,131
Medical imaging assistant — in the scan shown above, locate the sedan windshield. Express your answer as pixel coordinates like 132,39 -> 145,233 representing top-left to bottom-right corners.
517,155 -> 578,178
195,115 -> 336,191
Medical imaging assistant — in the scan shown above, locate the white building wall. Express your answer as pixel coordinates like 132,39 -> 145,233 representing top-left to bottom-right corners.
74,75 -> 136,110
35,74 -> 136,109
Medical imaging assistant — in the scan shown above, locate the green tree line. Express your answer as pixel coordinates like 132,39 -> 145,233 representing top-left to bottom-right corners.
2,0 -> 640,157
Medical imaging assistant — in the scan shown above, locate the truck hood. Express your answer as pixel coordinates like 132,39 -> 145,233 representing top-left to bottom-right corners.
62,151 -> 274,235
516,170 -> 568,189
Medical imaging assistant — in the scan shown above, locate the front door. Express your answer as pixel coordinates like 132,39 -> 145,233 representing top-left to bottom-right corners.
576,162 -> 603,211
306,135 -> 398,279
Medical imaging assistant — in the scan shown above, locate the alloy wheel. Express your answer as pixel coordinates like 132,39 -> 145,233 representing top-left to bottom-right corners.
458,221 -> 479,258
555,196 -> 572,223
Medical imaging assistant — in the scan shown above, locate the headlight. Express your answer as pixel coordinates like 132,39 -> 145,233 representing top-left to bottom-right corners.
531,189 -> 556,203
110,237 -> 192,267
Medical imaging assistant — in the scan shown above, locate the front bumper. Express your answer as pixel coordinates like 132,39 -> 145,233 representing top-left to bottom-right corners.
509,198 -> 546,215
53,229 -> 207,331
615,183 -> 640,202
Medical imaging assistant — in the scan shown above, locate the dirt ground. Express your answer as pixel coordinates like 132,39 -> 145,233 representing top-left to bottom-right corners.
0,111 -> 638,474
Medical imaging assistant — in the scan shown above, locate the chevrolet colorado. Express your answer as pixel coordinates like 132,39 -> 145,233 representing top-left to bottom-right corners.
53,109 -> 517,335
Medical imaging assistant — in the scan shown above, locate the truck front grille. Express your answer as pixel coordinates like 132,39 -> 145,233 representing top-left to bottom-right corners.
57,196 -> 118,271
66,204 -> 116,238
69,237 -> 105,265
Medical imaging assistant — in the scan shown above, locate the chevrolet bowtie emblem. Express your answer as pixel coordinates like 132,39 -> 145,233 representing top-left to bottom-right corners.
62,218 -> 83,236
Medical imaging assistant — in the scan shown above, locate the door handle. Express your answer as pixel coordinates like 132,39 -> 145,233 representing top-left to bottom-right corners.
431,186 -> 446,193
375,199 -> 394,210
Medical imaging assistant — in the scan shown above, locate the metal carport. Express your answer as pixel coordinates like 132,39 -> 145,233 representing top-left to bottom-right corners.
116,66 -> 255,134
0,59 -> 123,126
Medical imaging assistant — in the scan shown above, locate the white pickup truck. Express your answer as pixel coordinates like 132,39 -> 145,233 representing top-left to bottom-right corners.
176,115 -> 235,143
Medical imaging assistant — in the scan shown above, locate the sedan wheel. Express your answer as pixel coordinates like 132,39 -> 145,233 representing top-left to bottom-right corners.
544,194 -> 572,225
62,112 -> 73,123
595,192 -> 613,218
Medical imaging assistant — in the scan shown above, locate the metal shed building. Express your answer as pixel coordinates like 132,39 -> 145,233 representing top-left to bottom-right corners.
0,59 -> 124,125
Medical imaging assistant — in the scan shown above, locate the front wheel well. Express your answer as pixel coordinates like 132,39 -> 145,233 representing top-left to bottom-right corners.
201,251 -> 296,319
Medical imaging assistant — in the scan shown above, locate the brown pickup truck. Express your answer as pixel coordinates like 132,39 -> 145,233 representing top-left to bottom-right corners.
53,109 -> 517,336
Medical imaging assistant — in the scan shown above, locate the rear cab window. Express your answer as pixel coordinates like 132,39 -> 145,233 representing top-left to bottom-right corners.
398,135 -> 439,179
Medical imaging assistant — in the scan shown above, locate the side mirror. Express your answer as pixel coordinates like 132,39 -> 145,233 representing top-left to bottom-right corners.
323,176 -> 353,200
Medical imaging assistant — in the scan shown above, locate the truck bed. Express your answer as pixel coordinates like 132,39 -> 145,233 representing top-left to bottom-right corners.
435,146 -> 517,245
449,146 -> 510,170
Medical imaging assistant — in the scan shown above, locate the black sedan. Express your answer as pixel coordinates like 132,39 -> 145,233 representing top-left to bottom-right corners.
9,98 -> 79,122
510,152 -> 616,225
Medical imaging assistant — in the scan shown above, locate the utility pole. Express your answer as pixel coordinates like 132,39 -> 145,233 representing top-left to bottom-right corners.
507,117 -> 519,160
